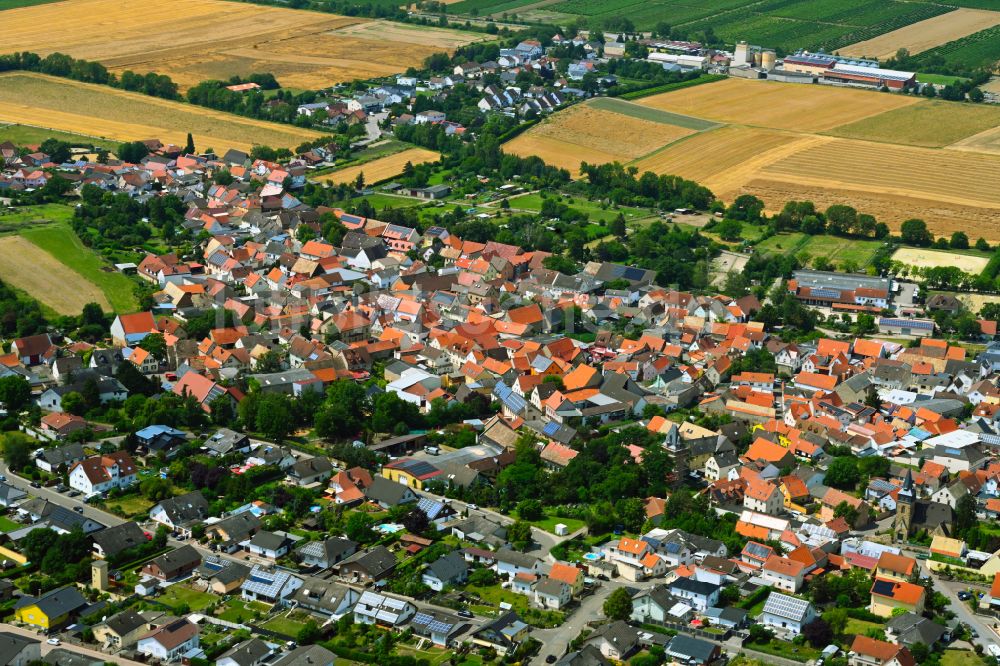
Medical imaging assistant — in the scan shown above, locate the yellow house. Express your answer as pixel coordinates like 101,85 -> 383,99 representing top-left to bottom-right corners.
868,577 -> 925,618
14,586 -> 89,630
381,458 -> 442,491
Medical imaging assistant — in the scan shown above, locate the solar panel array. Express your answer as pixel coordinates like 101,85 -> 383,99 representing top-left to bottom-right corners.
413,612 -> 455,633
744,542 -> 772,559
543,421 -> 560,437
879,318 -> 934,330
762,592 -> 809,620
242,568 -> 292,597
809,288 -> 841,299
872,579 -> 896,597
493,382 -> 527,413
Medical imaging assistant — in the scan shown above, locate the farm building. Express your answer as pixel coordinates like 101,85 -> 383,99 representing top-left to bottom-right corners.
781,53 -> 836,76
823,63 -> 915,90
788,270 -> 891,309
878,318 -> 935,338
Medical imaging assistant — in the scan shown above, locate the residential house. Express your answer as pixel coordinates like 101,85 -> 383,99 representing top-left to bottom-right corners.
241,565 -> 303,604
136,619 -> 199,663
759,592 -> 817,636
92,521 -> 148,560
353,590 -> 415,627
13,586 -> 89,630
243,531 -> 295,560
68,451 -> 138,496
337,546 -> 397,582
149,491 -> 209,535
196,557 -> 251,595
665,635 -> 721,666
0,632 -> 40,666
668,577 -> 720,611
848,635 -> 916,666
92,609 -> 153,651
141,545 -> 202,582
869,578 -> 925,618
295,537 -> 358,570
287,578 -> 359,619
472,610 -> 530,656
422,552 -> 468,592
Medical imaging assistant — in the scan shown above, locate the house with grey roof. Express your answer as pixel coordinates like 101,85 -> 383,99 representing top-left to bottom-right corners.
421,552 -> 468,591
0,630 -> 39,665
336,545 -> 397,582
93,521 -> 148,559
149,491 -> 208,535
271,644 -> 335,666
665,635 -> 720,666
0,482 -> 26,508
217,638 -> 273,666
196,556 -> 251,595
286,577 -> 358,619
295,536 -> 357,570
241,565 -> 303,604
472,610 -> 529,656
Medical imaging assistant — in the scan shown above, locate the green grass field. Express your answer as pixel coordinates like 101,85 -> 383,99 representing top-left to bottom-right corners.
829,100 -> 1000,148
261,612 -> 311,637
588,97 -> 720,131
159,585 -> 219,613
756,232 -> 881,269
518,512 -> 586,535
0,517 -> 19,533
106,494 -> 154,517
0,203 -> 74,235
0,0 -> 62,9
503,193 -> 653,224
843,618 -> 883,636
916,73 -> 971,86
941,650 -> 984,666
0,123 -> 115,149
18,219 -> 139,312
217,598 -> 271,623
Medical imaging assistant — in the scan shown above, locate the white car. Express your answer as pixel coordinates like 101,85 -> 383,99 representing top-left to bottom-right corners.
46,638 -> 60,646
988,645 -> 1000,658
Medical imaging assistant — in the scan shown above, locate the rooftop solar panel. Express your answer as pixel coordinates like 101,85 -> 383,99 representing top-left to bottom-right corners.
543,421 -> 560,436
872,579 -> 896,596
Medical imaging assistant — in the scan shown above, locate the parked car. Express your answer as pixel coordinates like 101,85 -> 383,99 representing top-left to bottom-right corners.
457,610 -> 474,618
46,638 -> 60,646
959,591 -> 972,601
73,506 -> 84,514
29,482 -> 40,489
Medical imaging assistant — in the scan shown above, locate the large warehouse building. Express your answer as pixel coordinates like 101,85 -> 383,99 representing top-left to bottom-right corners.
822,63 -> 915,90
788,270 -> 892,309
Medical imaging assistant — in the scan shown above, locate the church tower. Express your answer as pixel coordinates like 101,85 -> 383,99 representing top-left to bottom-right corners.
893,470 -> 915,543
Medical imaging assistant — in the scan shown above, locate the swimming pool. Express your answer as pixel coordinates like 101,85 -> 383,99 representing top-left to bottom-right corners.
582,552 -> 601,561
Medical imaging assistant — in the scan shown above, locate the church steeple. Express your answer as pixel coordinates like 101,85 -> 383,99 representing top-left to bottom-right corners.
893,469 -> 915,543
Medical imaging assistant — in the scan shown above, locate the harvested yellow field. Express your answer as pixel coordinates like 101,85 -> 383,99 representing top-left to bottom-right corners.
637,77 -> 918,132
0,0 -> 485,90
746,137 -> 1000,240
831,100 -> 1000,148
504,102 -> 696,174
0,236 -> 109,314
840,9 -> 1000,59
323,148 -> 439,185
0,73 -> 323,152
631,126 -> 821,201
891,248 -> 991,273
949,125 -> 1000,156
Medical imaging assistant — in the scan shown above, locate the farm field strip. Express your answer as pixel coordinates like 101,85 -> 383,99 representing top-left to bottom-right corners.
948,125 -> 1000,156
504,101 -> 702,173
0,0 -> 485,90
586,97 -> 720,131
629,125 -> 822,200
905,23 -> 1000,72
0,236 -> 111,314
321,148 -> 440,185
744,177 -> 1000,241
636,77 -> 919,133
761,138 -> 1000,208
0,72 -> 323,152
828,99 -> 1000,149
839,8 -> 1000,59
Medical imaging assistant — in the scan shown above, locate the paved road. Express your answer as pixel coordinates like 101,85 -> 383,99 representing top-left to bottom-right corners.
918,560 -> 997,651
531,583 -> 613,660
0,461 -> 125,527
0,622 -> 147,665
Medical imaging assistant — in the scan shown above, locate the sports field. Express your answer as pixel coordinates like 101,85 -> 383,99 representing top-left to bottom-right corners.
0,73 -> 323,152
322,148 -> 439,186
756,232 -> 882,268
636,78 -> 919,132
0,0 -> 484,90
891,247 -> 992,273
839,8 -> 1000,59
504,100 -> 700,174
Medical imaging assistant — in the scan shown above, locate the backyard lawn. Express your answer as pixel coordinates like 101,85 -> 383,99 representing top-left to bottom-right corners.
465,584 -> 563,627
158,584 -> 219,613
843,618 -> 884,636
106,494 -> 155,517
941,650 -> 984,666
522,512 -> 586,535
262,611 -> 312,637
216,598 -> 271,623
747,638 -> 819,662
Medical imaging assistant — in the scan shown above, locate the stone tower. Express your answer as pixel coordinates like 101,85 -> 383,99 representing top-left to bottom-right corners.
893,470 -> 915,543
92,560 -> 109,592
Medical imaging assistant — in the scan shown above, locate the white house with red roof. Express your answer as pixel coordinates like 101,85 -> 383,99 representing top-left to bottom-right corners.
110,311 -> 156,347
69,451 -> 138,495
